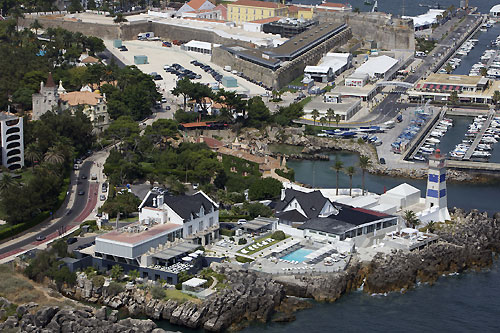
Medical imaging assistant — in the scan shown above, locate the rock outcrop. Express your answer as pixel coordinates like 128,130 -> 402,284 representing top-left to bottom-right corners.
63,266 -> 285,332
276,209 -> 500,300
0,304 -> 166,333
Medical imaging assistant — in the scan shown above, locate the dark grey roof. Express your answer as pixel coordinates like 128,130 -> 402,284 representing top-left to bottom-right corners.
275,209 -> 308,222
163,192 -> 217,221
297,217 -> 356,235
275,189 -> 329,220
331,203 -> 389,225
141,191 -> 217,221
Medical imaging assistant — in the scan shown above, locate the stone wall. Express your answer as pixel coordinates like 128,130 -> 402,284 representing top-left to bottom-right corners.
20,16 -> 253,48
20,16 -> 122,40
211,27 -> 352,89
316,12 -> 415,51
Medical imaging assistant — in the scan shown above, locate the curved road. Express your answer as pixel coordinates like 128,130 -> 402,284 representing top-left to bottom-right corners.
0,161 -> 98,258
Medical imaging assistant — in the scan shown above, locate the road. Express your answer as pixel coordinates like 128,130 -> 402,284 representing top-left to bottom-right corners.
0,161 -> 99,259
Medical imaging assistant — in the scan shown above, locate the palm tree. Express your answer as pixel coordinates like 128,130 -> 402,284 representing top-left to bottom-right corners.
311,109 -> 320,127
319,116 -> 327,128
331,158 -> 343,196
345,166 -> 356,196
335,114 -> 341,127
24,144 -> 42,170
0,174 -> 16,193
10,6 -> 24,30
404,210 -> 420,229
426,221 -> 436,233
30,19 -> 43,36
326,108 -> 335,126
492,90 -> 500,110
44,147 -> 65,165
114,13 -> 128,23
358,156 -> 371,195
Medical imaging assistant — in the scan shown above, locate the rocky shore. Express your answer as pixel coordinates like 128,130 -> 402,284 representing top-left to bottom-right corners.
239,126 -> 482,183
61,266 -> 284,332
276,209 -> 500,300
3,209 -> 500,331
0,298 -> 165,333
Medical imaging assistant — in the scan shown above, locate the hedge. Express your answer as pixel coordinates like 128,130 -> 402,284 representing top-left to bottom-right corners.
219,215 -> 251,222
220,228 -> 235,237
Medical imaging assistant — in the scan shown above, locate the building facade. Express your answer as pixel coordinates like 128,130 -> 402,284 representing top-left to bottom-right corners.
139,190 -> 220,246
0,113 -> 24,170
227,0 -> 288,23
31,72 -> 59,120
59,90 -> 110,133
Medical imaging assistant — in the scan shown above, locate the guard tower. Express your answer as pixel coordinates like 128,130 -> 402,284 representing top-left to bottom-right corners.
425,149 -> 450,220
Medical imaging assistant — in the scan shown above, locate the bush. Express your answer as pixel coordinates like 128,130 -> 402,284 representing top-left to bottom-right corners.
248,178 -> 283,201
220,228 -> 235,237
235,255 -> 254,263
107,281 -> 124,296
110,264 -> 124,280
271,230 -> 286,241
229,237 -> 235,242
238,238 -> 247,245
151,286 -> 166,299
92,275 -> 105,288
275,168 -> 295,181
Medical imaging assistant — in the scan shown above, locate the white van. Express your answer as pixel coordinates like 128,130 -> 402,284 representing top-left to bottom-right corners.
91,174 -> 97,180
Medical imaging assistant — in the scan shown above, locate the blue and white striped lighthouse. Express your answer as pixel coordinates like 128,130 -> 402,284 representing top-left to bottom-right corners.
425,149 -> 450,221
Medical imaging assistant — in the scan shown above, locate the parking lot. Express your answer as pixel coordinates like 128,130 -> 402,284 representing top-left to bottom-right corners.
104,39 -> 267,96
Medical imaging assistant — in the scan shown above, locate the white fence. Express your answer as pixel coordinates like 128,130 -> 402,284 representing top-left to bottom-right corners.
277,224 -> 304,238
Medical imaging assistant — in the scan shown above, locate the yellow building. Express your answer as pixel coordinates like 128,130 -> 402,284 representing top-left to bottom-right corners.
287,5 -> 314,20
227,0 -> 288,23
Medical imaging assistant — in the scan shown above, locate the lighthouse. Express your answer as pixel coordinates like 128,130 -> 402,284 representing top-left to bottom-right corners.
424,149 -> 450,221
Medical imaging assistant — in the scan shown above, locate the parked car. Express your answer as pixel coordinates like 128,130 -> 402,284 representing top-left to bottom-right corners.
237,219 -> 247,225
161,97 -> 167,103
100,194 -> 106,201
380,158 -> 386,165
119,46 -> 128,51
165,105 -> 171,110
154,74 -> 163,80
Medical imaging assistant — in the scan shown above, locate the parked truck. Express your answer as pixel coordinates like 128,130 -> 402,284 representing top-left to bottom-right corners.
137,32 -> 154,40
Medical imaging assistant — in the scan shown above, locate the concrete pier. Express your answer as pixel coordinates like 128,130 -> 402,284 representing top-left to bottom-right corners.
463,111 -> 494,160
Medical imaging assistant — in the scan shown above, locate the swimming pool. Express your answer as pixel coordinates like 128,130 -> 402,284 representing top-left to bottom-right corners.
280,248 -> 313,263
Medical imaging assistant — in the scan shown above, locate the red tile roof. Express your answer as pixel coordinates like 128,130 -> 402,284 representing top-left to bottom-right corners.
46,72 -> 55,88
231,0 -> 286,9
186,0 -> 213,10
353,207 -> 389,218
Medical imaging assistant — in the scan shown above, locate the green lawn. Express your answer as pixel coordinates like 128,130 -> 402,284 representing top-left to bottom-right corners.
237,234 -> 289,255
165,289 -> 199,303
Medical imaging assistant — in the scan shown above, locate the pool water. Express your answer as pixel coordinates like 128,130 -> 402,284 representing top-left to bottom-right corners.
280,248 -> 313,262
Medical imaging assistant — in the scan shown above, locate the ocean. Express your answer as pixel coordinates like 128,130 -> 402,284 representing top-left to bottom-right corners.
290,0 -> 494,17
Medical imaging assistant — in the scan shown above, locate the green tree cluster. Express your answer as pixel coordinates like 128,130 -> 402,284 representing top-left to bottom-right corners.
248,178 -> 282,200
101,191 -> 141,218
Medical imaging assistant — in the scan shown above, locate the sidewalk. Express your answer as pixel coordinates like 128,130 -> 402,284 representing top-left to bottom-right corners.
0,150 -> 110,263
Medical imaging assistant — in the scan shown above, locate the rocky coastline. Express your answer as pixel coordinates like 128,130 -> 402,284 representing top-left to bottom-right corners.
3,210 -> 500,332
239,127 -> 487,183
60,267 -> 285,332
275,209 -> 500,300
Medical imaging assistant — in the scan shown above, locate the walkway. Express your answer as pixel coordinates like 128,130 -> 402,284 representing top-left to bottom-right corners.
464,111 -> 494,160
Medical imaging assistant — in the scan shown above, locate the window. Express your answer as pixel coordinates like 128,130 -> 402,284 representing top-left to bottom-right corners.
188,225 -> 193,235
209,217 -> 214,227
199,221 -> 204,231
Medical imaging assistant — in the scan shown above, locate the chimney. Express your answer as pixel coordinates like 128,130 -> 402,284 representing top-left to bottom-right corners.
157,194 -> 164,207
280,188 -> 286,201
152,197 -> 157,207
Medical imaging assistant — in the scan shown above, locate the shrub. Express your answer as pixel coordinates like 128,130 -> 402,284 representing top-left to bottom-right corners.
220,228 -> 235,237
110,264 -> 123,280
271,230 -> 286,241
92,275 -> 105,288
107,281 -> 124,296
235,256 -> 254,263
238,238 -> 247,245
151,286 -> 166,299
229,237 -> 235,242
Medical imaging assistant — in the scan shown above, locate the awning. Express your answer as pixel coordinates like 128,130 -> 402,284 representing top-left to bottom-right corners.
455,86 -> 460,90
429,84 -> 434,89
423,84 -> 428,89
435,85 -> 440,89
416,84 -> 421,89
441,85 -> 447,90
